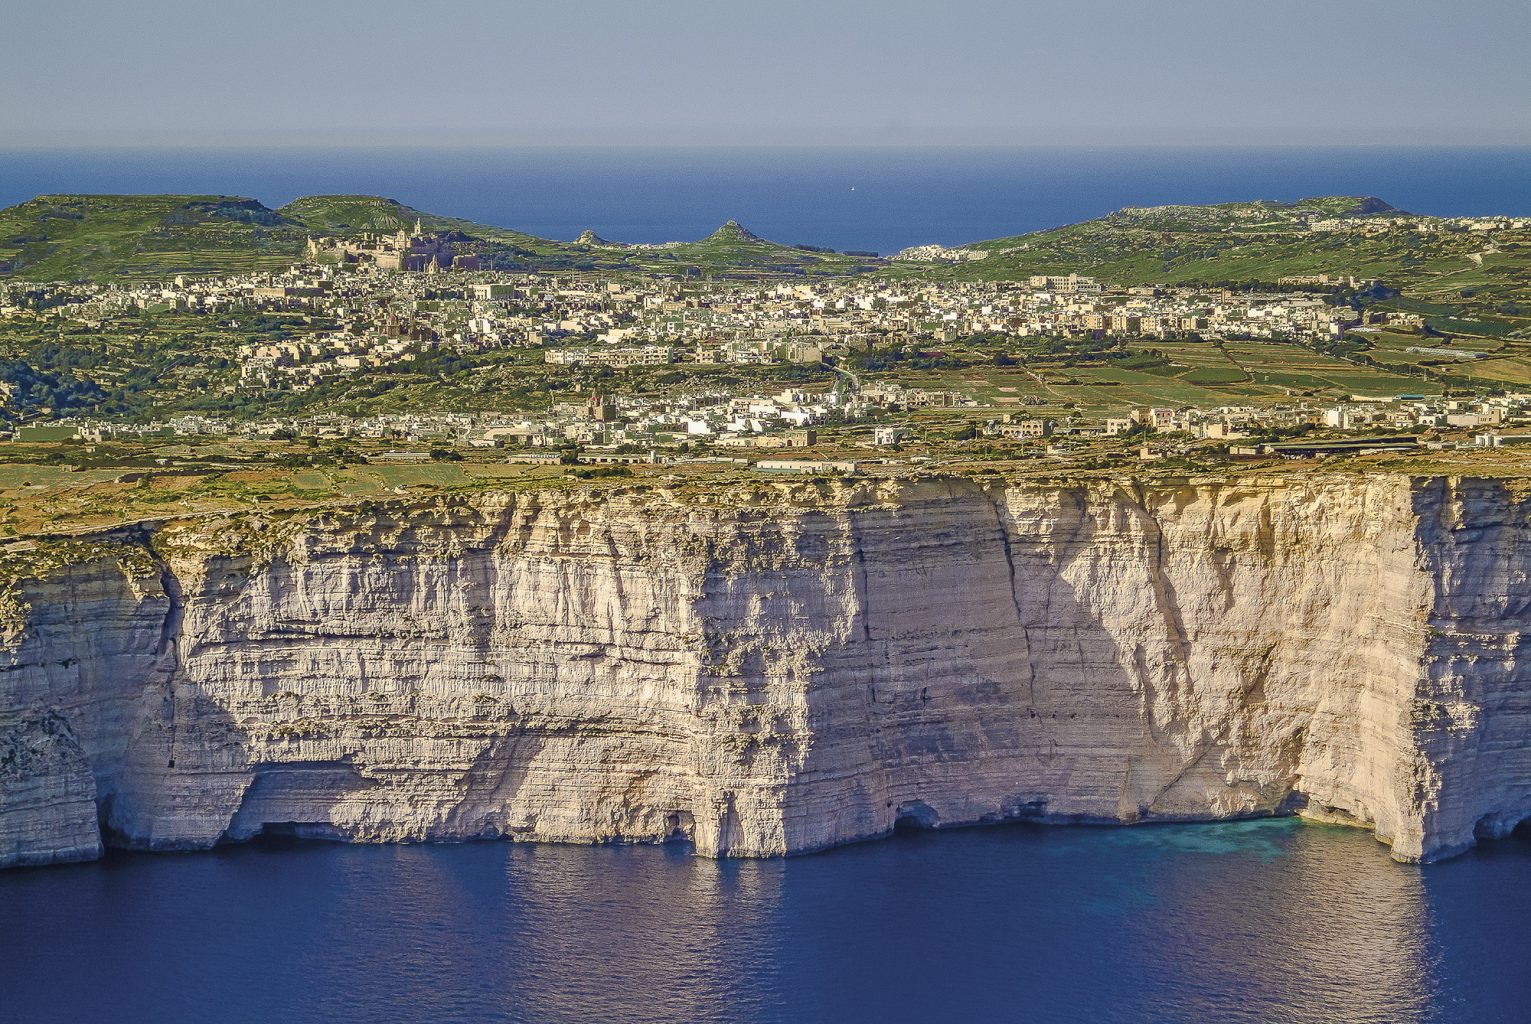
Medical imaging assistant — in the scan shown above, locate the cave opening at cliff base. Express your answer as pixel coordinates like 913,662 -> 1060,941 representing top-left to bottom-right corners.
892,801 -> 940,834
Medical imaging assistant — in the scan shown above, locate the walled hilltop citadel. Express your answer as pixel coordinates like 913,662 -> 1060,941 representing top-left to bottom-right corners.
305,218 -> 481,273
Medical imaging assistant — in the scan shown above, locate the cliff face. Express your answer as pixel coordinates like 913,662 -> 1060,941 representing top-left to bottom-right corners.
3,475 -> 1529,869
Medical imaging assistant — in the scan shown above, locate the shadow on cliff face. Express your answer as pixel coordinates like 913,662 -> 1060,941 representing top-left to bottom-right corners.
794,481 -> 1271,846
99,686 -> 251,852
787,477 -> 1439,853
1410,476 -> 1531,860
0,541 -> 260,860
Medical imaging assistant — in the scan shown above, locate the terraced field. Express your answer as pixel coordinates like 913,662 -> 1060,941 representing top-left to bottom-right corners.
0,195 -> 309,281
880,336 -> 1443,415
1218,341 -> 1438,396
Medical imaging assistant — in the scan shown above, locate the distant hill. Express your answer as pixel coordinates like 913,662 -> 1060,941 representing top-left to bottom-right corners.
568,218 -> 878,273
5,192 -> 1518,300
957,196 -> 1409,258
703,219 -> 766,244
902,196 -> 1531,308
1091,196 -> 1403,233
275,200 -> 871,273
0,193 -> 581,281
0,194 -> 877,281
277,194 -> 438,234
277,195 -> 563,254
653,220 -> 877,273
0,194 -> 309,281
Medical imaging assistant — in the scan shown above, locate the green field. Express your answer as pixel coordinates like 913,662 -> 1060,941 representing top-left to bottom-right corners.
877,336 -> 1443,415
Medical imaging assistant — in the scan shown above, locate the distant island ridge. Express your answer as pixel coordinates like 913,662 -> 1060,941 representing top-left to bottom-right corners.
3,190 -> 1523,288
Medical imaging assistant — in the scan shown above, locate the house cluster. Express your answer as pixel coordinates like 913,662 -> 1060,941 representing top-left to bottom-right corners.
985,393 -> 1531,452
4,264 -> 1431,397
1304,215 -> 1531,237
6,249 -> 1528,467
14,387 -> 844,456
21,386 -> 1531,468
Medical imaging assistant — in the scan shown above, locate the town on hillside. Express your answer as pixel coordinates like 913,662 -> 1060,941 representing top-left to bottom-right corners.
4,210 -> 1531,473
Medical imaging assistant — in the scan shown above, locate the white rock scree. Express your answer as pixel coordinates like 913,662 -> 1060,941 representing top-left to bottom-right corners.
3,474 -> 1530,869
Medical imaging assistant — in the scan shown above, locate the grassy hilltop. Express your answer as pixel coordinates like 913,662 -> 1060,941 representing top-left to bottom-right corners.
921,196 -> 1531,311
0,193 -> 574,280
5,191 -> 1530,299
0,193 -> 877,281
0,195 -> 309,281
275,194 -> 453,235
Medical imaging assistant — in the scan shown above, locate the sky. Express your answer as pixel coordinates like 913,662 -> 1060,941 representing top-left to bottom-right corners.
3,0 -> 1529,148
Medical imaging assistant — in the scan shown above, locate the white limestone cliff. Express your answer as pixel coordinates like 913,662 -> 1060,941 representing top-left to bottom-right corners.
3,474 -> 1530,869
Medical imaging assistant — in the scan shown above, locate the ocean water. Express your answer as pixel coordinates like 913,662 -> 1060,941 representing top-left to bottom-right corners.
3,146 -> 1530,254
3,819 -> 1530,1024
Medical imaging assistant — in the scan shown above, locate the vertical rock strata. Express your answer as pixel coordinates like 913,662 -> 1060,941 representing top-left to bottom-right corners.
2,475 -> 1529,869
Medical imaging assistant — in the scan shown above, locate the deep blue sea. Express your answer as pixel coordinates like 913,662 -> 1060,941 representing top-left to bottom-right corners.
3,820 -> 1531,1024
2,146 -> 1530,254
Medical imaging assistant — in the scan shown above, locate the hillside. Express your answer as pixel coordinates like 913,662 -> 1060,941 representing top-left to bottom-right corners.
914,196 -> 1531,314
277,194 -> 452,235
0,194 -> 309,281
277,194 -> 575,260
6,192 -> 1528,306
1089,195 -> 1400,232
0,194 -> 882,281
575,219 -> 880,275
275,199 -> 876,273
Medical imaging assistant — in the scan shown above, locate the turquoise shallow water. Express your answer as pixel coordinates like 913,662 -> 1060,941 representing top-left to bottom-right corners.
3,818 -> 1529,1023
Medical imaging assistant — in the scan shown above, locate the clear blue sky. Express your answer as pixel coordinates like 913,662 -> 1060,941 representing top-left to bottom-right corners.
4,0 -> 1528,147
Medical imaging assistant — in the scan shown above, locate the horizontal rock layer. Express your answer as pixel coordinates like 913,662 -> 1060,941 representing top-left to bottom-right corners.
3,475 -> 1530,869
